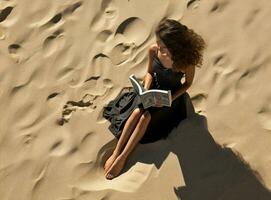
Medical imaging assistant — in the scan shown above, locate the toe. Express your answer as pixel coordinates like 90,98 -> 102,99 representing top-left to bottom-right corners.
106,173 -> 114,180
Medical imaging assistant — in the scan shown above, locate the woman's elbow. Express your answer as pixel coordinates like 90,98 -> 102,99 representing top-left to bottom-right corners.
184,82 -> 192,90
146,72 -> 153,79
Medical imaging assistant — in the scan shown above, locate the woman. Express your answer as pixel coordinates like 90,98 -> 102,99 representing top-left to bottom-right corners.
103,18 -> 206,180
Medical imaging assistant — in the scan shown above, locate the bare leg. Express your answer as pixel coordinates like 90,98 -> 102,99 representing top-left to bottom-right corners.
105,111 -> 151,179
104,107 -> 144,173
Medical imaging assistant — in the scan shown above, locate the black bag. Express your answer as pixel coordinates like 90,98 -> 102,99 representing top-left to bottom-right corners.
103,89 -> 141,138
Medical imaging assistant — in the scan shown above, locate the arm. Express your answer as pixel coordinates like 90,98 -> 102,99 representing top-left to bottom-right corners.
143,44 -> 156,90
172,65 -> 195,101
144,73 -> 153,90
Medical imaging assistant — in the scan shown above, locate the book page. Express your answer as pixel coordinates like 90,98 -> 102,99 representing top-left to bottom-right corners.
129,74 -> 171,108
141,93 -> 155,109
142,89 -> 171,107
153,92 -> 171,106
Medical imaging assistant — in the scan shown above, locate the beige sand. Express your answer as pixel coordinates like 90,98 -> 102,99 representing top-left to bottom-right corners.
1,0 -> 271,199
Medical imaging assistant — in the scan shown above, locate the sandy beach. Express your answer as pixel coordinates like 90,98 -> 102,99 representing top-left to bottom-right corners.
1,0 -> 271,199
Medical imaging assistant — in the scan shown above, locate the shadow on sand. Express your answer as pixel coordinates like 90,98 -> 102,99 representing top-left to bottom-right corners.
130,93 -> 271,200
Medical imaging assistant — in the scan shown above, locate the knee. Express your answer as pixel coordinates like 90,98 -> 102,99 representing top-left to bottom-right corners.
141,111 -> 151,122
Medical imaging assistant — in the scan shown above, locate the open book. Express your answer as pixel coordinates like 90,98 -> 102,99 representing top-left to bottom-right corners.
129,74 -> 172,109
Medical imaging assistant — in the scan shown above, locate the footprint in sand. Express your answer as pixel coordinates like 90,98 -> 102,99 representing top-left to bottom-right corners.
212,52 -> 233,75
8,43 -> 24,63
42,2 -> 82,27
257,95 -> 271,131
80,76 -> 107,97
107,17 -> 148,65
42,35 -> 58,56
0,6 -> 13,22
42,30 -> 65,57
89,53 -> 115,88
8,43 -> 21,54
58,93 -> 97,126
210,52 -> 237,105
103,78 -> 113,89
235,52 -> 263,100
187,0 -> 201,9
21,133 -> 37,148
90,53 -> 111,77
81,74 -> 110,97
40,13 -> 63,28
209,70 -> 237,106
243,8 -> 260,28
90,0 -> 118,31
109,42 -> 136,65
115,17 -> 149,46
81,54 -> 114,111
191,93 -> 208,114
62,1 -> 82,16
46,90 -> 66,114
101,0 -> 118,19
47,92 -> 60,100
49,139 -> 63,152
209,0 -> 230,14
49,138 -> 73,156
235,68 -> 257,100
91,6 -> 148,65
48,13 -> 62,24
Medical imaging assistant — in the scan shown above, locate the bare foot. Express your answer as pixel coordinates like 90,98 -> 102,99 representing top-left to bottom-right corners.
105,156 -> 126,180
104,152 -> 118,173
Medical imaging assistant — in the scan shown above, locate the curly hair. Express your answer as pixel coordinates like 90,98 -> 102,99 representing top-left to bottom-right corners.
155,19 -> 206,70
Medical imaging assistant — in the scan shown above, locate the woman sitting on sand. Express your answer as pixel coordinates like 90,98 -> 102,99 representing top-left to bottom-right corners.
103,18 -> 206,180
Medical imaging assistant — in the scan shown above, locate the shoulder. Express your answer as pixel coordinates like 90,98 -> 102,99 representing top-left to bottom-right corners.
183,65 -> 195,77
183,65 -> 195,86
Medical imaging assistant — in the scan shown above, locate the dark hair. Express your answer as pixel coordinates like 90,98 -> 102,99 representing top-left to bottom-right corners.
155,19 -> 206,70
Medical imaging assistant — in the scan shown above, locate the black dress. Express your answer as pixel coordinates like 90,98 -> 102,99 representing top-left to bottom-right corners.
103,54 -> 187,144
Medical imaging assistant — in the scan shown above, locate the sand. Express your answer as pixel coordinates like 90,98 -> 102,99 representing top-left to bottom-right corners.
0,0 -> 271,199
